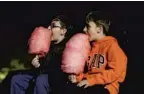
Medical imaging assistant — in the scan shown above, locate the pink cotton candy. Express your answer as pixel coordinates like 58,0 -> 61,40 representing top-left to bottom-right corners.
28,26 -> 52,57
61,33 -> 91,74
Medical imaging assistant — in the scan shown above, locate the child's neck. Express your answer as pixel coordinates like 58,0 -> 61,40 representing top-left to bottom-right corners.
95,34 -> 106,41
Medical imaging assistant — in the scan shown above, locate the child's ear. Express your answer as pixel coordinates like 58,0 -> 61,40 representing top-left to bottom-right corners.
97,25 -> 103,33
61,29 -> 67,35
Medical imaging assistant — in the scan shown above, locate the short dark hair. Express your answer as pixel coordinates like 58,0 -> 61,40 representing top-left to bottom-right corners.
52,15 -> 74,38
86,11 -> 111,35
52,15 -> 72,30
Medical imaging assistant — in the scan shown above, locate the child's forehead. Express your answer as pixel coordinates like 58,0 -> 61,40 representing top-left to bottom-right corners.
51,20 -> 61,25
87,21 -> 96,25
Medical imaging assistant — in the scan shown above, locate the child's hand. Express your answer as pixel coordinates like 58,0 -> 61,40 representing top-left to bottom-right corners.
31,55 -> 40,68
77,80 -> 89,88
68,74 -> 77,83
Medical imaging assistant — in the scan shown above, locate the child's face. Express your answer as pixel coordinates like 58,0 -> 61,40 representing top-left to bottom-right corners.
83,21 -> 102,41
48,21 -> 66,42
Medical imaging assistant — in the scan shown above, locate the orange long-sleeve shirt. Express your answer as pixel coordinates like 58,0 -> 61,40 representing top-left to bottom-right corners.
76,36 -> 127,94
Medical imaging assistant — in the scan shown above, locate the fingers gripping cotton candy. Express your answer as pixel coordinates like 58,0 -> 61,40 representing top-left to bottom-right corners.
61,33 -> 91,74
28,26 -> 52,57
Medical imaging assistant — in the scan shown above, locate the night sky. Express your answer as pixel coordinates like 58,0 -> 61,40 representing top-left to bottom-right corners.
0,1 -> 143,93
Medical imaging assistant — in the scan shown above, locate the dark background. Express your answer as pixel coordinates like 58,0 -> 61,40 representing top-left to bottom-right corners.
0,1 -> 143,94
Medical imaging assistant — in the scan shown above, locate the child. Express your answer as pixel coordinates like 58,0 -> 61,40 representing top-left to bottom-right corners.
69,11 -> 127,94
